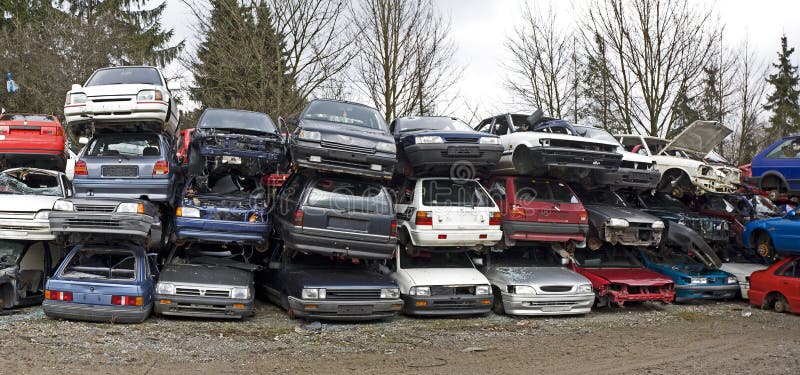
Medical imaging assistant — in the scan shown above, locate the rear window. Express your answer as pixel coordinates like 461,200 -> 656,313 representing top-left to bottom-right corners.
513,179 -> 579,203
198,109 -> 277,134
87,134 -> 161,157
305,179 -> 391,214
421,180 -> 494,207
85,67 -> 162,86
61,249 -> 137,280
0,171 -> 61,196
0,114 -> 55,122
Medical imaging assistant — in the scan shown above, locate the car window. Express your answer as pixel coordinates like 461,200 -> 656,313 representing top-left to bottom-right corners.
491,247 -> 562,267
574,126 -> 622,145
400,251 -> 473,269
198,109 -> 277,134
395,117 -> 474,132
0,171 -> 62,196
644,138 -> 668,154
61,249 -> 137,280
302,100 -> 388,131
421,179 -> 494,207
305,179 -> 391,214
513,179 -> 579,204
0,114 -> 56,122
580,189 -> 626,206
639,192 -> 688,210
573,247 -> 642,268
488,180 -> 506,202
492,117 -> 510,136
86,134 -> 161,157
766,138 -> 800,159
85,67 -> 162,86
0,240 -> 26,266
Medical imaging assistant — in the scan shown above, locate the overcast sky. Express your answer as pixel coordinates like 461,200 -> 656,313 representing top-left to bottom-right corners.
163,0 -> 800,121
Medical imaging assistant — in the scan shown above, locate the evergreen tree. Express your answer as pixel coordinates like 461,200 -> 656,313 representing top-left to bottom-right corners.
700,65 -> 723,123
764,35 -> 800,138
668,83 -> 700,138
583,33 -> 619,132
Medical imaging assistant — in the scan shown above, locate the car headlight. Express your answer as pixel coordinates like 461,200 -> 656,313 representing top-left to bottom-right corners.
68,93 -> 87,105
156,283 -> 175,295
698,166 -> 713,176
298,130 -> 321,142
301,288 -> 326,299
231,287 -> 250,299
652,220 -> 665,229
606,218 -> 629,228
380,288 -> 400,299
648,162 -> 657,170
690,277 -> 708,284
34,210 -> 50,220
509,285 -> 535,294
475,285 -> 491,295
479,137 -> 500,145
136,89 -> 163,101
177,206 -> 200,218
375,142 -> 396,153
53,200 -> 74,211
726,277 -> 738,284
408,286 -> 430,296
117,202 -> 144,214
577,284 -> 593,293
415,135 -> 443,144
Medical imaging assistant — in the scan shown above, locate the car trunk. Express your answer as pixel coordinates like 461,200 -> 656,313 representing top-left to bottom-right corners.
0,120 -> 62,139
47,279 -> 140,305
84,155 -> 163,179
302,207 -> 391,241
430,207 -> 491,230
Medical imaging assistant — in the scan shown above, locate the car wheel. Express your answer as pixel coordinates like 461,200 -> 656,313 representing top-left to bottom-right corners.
756,235 -> 775,259
491,288 -> 505,315
774,295 -> 789,313
671,186 -> 685,199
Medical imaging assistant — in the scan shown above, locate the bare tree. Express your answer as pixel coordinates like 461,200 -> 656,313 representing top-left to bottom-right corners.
728,39 -> 769,165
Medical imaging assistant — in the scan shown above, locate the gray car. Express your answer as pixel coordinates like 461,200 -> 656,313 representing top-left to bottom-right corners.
481,247 -> 594,316
574,187 -> 665,251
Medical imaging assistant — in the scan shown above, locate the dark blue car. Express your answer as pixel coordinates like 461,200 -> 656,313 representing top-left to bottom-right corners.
750,135 -> 800,199
742,210 -> 800,259
638,249 -> 739,302
43,243 -> 157,323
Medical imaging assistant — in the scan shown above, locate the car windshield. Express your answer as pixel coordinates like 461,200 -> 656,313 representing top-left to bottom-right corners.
421,179 -> 494,207
642,249 -> 699,265
287,251 -> 369,270
491,247 -> 563,267
302,100 -> 388,131
86,134 -> 161,157
579,189 -> 626,206
400,251 -> 473,269
198,109 -> 277,134
574,126 -> 620,144
639,192 -> 688,210
85,67 -> 162,86
513,179 -> 579,203
0,171 -> 61,196
643,138 -> 669,154
61,249 -> 137,280
0,114 -> 55,122
395,117 -> 474,132
0,240 -> 26,266
573,248 -> 642,268
306,179 -> 391,214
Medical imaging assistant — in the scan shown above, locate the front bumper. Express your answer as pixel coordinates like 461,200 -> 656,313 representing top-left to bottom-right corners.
599,286 -> 675,306
501,292 -> 594,316
503,220 -> 587,243
74,178 -> 173,202
288,297 -> 403,321
738,281 -> 751,299
674,284 -> 740,302
175,217 -> 268,245
603,226 -> 662,247
593,167 -> 660,189
408,228 -> 502,247
154,294 -> 253,319
401,294 -> 492,316
49,211 -> 154,238
43,300 -> 152,323
283,228 -> 395,260
0,219 -> 54,240
291,141 -> 395,179
692,175 -> 738,195
404,143 -> 503,170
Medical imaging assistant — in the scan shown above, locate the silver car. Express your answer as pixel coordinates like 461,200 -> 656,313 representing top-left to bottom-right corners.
0,168 -> 72,241
482,247 -> 594,316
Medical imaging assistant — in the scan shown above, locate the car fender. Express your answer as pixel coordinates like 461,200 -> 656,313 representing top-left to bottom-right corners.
757,171 -> 788,189
665,222 -> 721,268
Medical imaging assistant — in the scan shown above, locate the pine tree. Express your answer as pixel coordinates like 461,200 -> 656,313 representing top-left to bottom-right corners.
700,65 -> 723,124
668,83 -> 700,138
764,35 -> 800,138
583,33 -> 619,132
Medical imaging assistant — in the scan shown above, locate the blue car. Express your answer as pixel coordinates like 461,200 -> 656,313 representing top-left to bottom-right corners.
638,249 -> 739,302
742,210 -> 800,259
42,243 -> 157,323
750,135 -> 800,199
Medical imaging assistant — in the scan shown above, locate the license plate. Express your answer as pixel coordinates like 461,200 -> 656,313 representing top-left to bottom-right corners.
541,306 -> 570,312
0,230 -> 25,237
448,146 -> 478,156
338,305 -> 372,315
222,156 -> 242,164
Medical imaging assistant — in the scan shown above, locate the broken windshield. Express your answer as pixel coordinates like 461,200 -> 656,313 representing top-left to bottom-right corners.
0,240 -> 25,267
0,172 -> 61,196
302,100 -> 388,131
198,109 -> 277,134
491,247 -> 563,267
61,249 -> 137,280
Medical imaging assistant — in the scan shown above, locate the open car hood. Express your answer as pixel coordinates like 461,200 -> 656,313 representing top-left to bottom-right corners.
662,120 -> 732,156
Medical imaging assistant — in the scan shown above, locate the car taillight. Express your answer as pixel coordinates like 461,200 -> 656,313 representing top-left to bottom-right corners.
415,211 -> 432,225
45,290 -> 73,302
510,205 -> 525,218
489,212 -> 501,226
111,295 -> 143,306
55,127 -> 63,136
390,220 -> 397,237
152,160 -> 169,175
580,211 -> 588,221
0,126 -> 8,134
293,210 -> 304,226
438,234 -> 447,239
74,160 -> 88,175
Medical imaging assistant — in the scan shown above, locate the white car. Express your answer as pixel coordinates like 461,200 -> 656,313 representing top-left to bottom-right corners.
0,168 -> 72,241
64,66 -> 180,136
394,177 -> 502,250
719,262 -> 768,299
617,120 -> 740,197
64,147 -> 78,181
379,250 -> 492,316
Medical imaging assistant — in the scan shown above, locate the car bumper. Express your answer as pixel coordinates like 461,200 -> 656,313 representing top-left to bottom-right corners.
501,292 -> 594,316
50,212 -> 154,238
154,294 -> 253,319
600,288 -> 675,306
43,300 -> 152,323
64,102 -> 169,124
692,175 -> 738,195
500,146 -> 621,175
291,141 -> 395,179
288,297 -> 403,321
175,217 -> 269,244
603,226 -> 662,248
674,284 -> 740,302
503,220 -> 587,243
283,229 -> 395,260
404,143 -> 503,169
74,178 -> 173,202
593,167 -> 660,189
401,294 -> 492,316
0,219 -> 54,240
408,228 -> 502,247
738,281 -> 751,299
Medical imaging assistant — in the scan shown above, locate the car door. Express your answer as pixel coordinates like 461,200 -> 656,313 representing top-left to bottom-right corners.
759,138 -> 800,192
776,259 -> 800,308
771,213 -> 800,252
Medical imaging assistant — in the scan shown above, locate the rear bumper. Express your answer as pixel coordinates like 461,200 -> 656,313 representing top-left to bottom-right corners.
43,300 -> 151,323
501,292 -> 594,316
674,284 -> 740,302
154,294 -> 252,319
408,228 -> 502,247
288,297 -> 402,321
0,219 -> 54,240
503,220 -> 587,243
283,228 -> 395,259
404,143 -> 503,169
49,212 -> 154,238
593,167 -> 660,189
175,217 -> 269,244
0,146 -> 65,156
291,141 -> 395,179
401,294 -> 492,316
74,178 -> 173,202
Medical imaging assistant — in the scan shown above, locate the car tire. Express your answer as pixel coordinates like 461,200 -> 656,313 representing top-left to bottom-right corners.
774,295 -> 789,313
756,235 -> 775,259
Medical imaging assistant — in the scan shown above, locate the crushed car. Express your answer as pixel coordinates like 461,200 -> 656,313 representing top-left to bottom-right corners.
0,168 -> 72,241
1,240 -> 58,310
637,248 -> 739,302
0,113 -> 67,171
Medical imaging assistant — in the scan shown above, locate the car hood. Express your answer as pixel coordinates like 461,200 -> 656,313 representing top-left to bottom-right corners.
662,120 -> 732,155
0,195 -> 60,212
488,266 -> 589,285
581,267 -> 673,285
289,268 -> 396,288
586,204 -> 660,224
650,263 -> 729,278
402,267 -> 488,286
159,264 -> 252,287
719,263 -> 767,278
529,131 -> 621,148
298,118 -> 393,145
75,84 -> 164,97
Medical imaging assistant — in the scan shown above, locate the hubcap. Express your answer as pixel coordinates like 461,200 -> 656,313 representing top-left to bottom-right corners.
757,243 -> 771,257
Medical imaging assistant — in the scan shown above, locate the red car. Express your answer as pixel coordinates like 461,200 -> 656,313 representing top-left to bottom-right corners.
486,176 -> 588,249
0,113 -> 66,170
176,128 -> 195,164
749,256 -> 800,314
569,247 -> 675,307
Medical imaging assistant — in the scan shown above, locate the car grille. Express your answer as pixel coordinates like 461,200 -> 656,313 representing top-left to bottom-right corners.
439,150 -> 485,158
443,137 -> 479,143
529,301 -> 577,307
620,161 -> 651,170
540,286 -> 573,293
65,218 -> 121,227
430,286 -> 476,296
0,212 -> 35,220
320,141 -> 374,154
91,98 -> 132,102
102,165 -> 138,177
547,139 -> 617,153
325,289 -> 381,300
74,204 -> 116,213
0,225 -> 35,231
175,287 -> 231,298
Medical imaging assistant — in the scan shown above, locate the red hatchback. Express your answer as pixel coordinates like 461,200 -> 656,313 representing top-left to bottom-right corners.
0,113 -> 66,170
749,256 -> 800,314
486,176 -> 588,249
569,247 -> 675,307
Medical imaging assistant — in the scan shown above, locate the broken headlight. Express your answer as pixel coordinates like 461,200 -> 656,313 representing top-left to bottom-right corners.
380,288 -> 400,299
156,283 -> 175,295
606,218 -> 629,228
53,200 -> 74,211
509,285 -> 535,295
301,288 -> 326,299
231,287 -> 249,299
298,130 -> 321,142
408,286 -> 430,296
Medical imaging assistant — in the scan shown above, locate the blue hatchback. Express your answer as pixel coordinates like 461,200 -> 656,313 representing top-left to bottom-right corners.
638,249 -> 739,302
742,210 -> 800,259
750,135 -> 800,198
42,243 -> 157,323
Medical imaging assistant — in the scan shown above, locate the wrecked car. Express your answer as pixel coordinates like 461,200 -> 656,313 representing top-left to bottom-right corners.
475,110 -> 622,179
638,248 -> 739,302
390,116 -> 502,176
0,113 -> 67,171
43,243 -> 157,323
569,247 -> 675,307
718,262 -> 767,299
748,255 -> 800,314
259,249 -> 402,321
481,247 -> 594,316
0,168 -> 72,241
748,135 -> 800,200
1,240 -> 58,310
742,210 -> 800,259
288,99 -> 396,179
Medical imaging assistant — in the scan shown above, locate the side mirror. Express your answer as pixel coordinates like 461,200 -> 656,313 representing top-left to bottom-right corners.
268,261 -> 281,270
71,83 -> 82,91
472,257 -> 484,267
167,81 -> 181,91
78,137 -> 89,145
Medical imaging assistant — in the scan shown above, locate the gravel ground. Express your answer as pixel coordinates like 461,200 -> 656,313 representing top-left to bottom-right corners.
1,299 -> 798,374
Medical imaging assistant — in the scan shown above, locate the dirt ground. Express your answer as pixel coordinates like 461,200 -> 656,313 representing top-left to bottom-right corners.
1,299 -> 798,374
